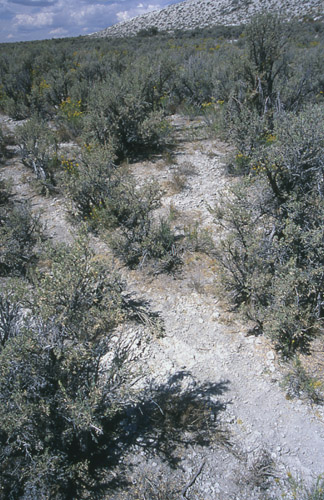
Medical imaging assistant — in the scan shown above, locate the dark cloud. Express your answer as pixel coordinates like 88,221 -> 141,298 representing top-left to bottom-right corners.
8,0 -> 56,5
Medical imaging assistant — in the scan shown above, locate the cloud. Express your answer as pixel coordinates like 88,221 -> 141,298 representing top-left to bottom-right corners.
0,0 -> 180,43
49,26 -> 67,35
116,2 -> 161,22
72,4 -> 111,25
13,11 -> 54,27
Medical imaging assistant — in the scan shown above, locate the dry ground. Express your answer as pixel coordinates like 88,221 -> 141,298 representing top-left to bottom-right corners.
1,113 -> 324,499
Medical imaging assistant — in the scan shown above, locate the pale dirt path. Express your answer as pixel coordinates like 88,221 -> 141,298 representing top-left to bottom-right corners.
1,156 -> 76,244
0,114 -> 76,244
137,275 -> 324,492
125,119 -> 324,496
1,114 -> 324,497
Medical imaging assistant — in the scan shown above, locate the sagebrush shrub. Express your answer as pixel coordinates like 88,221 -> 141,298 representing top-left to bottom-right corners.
16,116 -> 59,183
83,68 -> 172,160
0,235 -> 149,499
0,127 -> 4,161
0,200 -> 43,276
110,215 -> 181,271
63,144 -> 117,220
213,105 -> 324,355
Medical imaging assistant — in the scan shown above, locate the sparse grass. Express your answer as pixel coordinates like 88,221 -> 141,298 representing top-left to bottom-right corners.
183,221 -> 214,254
166,170 -> 188,194
282,357 -> 324,405
185,253 -> 216,295
162,150 -> 177,166
280,472 -> 324,500
118,475 -> 181,500
163,162 -> 197,195
177,161 -> 197,177
234,447 -> 277,495
188,271 -> 208,294
168,202 -> 182,222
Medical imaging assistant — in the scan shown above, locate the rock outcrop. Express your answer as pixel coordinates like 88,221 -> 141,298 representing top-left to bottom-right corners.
92,0 -> 324,38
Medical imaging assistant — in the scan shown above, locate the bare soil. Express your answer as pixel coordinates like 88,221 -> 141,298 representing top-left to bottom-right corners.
1,113 -> 324,499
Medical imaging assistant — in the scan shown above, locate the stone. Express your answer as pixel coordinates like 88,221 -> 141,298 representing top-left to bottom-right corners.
92,0 -> 323,39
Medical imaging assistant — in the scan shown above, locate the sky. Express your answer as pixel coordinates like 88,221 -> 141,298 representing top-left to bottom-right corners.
0,0 -> 183,43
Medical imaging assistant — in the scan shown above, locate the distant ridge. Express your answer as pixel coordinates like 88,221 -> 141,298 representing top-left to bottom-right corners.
91,0 -> 324,38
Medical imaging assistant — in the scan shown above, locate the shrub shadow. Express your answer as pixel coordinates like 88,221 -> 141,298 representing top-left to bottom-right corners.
96,371 -> 231,493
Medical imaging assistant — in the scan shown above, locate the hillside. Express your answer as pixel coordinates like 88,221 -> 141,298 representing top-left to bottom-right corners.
92,0 -> 324,38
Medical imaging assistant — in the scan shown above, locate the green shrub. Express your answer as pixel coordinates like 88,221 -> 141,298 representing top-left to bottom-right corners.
0,291 -> 20,347
174,52 -> 215,106
83,68 -> 172,160
0,200 -> 43,276
0,178 -> 10,205
57,96 -> 85,140
223,104 -> 269,164
110,215 -> 181,271
32,234 -> 125,337
62,144 -> 117,220
104,181 -> 180,270
29,76 -> 53,117
218,13 -> 324,160
0,315 -> 139,498
213,182 -> 324,354
16,116 -> 59,184
242,12 -> 290,117
63,146 -> 180,271
63,146 -> 161,233
251,105 -> 324,198
0,59 -> 32,119
183,221 -> 214,254
0,235 -> 149,498
0,127 -> 4,161
213,105 -> 324,355
137,26 -> 159,37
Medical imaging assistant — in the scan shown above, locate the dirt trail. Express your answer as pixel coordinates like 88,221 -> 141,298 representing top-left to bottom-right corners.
1,114 -> 324,498
124,119 -> 324,496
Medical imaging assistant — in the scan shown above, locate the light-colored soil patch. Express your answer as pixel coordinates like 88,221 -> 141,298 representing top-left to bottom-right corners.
1,113 -> 324,498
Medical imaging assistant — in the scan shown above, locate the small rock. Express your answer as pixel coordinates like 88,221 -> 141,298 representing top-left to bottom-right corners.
266,351 -> 275,361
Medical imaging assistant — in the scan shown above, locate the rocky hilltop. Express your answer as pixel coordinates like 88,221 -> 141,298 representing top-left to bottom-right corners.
92,0 -> 324,38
